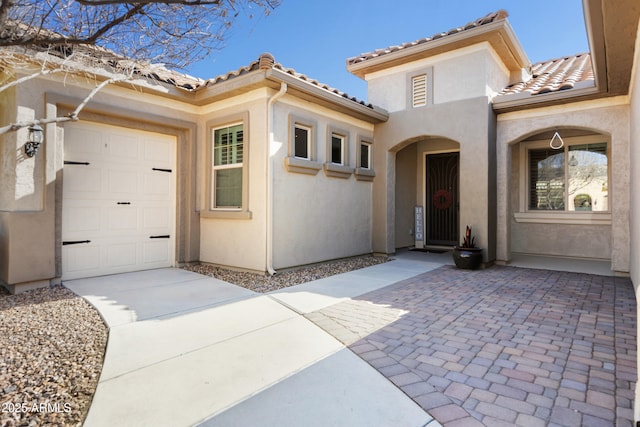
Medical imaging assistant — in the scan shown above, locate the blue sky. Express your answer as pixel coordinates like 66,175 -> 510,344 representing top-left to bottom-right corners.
184,0 -> 589,101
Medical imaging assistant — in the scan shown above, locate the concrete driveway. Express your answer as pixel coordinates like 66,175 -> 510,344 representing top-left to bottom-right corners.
64,257 -> 445,427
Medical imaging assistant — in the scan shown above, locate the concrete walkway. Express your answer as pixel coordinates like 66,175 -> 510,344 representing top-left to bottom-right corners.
64,255 -> 446,427
309,263 -> 636,426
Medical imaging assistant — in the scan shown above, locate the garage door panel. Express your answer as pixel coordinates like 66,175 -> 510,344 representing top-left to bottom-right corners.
63,206 -> 102,233
64,167 -> 102,193
63,121 -> 176,280
107,169 -> 139,194
144,138 -> 173,163
142,207 -> 172,230
64,126 -> 103,157
143,171 -> 172,195
108,133 -> 140,161
62,244 -> 101,274
106,242 -> 138,268
142,240 -> 171,264
107,206 -> 138,231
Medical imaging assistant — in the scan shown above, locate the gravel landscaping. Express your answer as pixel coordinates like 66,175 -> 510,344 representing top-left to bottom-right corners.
0,285 -> 107,427
183,254 -> 389,293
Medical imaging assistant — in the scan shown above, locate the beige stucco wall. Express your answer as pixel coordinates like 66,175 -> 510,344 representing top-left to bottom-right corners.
198,91 -> 269,272
496,100 -> 631,272
373,96 -> 495,261
631,21 -> 640,290
629,21 -> 640,424
367,44 -> 510,113
270,96 -> 375,269
395,144 -> 417,248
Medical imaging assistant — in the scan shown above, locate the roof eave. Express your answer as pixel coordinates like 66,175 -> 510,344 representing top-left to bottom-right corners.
192,67 -> 389,123
264,68 -> 388,123
492,84 -> 601,113
347,19 -> 530,79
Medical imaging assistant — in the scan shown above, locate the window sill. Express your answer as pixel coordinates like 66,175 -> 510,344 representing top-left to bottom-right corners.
355,167 -> 375,182
284,156 -> 322,175
324,163 -> 354,179
201,209 -> 252,220
513,211 -> 611,225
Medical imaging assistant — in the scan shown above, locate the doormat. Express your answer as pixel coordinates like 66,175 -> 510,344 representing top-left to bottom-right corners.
409,248 -> 448,254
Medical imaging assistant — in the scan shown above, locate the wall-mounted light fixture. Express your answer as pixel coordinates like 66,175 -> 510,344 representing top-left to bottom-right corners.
24,124 -> 44,157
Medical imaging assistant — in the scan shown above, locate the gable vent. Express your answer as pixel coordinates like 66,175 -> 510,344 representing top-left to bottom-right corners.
412,74 -> 428,108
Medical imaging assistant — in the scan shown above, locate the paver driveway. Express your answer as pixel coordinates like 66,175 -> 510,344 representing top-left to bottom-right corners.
306,265 -> 636,426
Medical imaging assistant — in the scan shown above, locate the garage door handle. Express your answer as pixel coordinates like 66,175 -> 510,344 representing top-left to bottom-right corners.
64,161 -> 90,166
117,202 -> 131,205
149,235 -> 170,239
63,240 -> 91,246
152,168 -> 172,173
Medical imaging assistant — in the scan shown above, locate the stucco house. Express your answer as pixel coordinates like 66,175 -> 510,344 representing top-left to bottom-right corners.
1,0 -> 640,415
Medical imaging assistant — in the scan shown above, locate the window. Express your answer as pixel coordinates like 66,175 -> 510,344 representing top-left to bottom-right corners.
285,116 -> 321,175
528,141 -> 608,212
331,133 -> 345,165
412,74 -> 428,108
360,142 -> 371,169
212,124 -> 243,209
294,125 -> 311,159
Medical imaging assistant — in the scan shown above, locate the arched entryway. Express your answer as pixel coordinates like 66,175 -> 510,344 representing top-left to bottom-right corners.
393,136 -> 461,250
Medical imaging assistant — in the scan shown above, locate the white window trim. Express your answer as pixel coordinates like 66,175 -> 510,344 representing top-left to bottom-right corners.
517,134 -> 611,225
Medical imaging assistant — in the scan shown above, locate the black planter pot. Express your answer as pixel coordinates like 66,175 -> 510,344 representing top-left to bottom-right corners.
452,247 -> 483,270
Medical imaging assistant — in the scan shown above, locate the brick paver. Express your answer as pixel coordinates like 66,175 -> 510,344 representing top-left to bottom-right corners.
307,265 -> 636,426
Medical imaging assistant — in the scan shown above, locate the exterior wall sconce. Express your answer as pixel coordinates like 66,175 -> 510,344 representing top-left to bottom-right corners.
25,124 -> 44,157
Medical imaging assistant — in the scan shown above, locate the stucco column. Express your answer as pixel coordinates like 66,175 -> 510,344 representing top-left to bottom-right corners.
496,131 -> 511,262
371,148 -> 395,254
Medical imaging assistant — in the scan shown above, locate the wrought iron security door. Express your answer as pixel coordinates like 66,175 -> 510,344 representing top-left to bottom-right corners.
425,152 -> 459,246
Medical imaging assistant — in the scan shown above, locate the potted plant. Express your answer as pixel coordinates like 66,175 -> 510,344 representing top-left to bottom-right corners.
452,226 -> 483,270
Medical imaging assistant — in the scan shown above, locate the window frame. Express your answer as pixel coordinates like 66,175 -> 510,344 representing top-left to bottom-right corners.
285,115 -> 322,175
330,133 -> 346,165
323,126 -> 354,179
355,137 -> 375,181
294,124 -> 312,160
203,113 -> 251,219
515,134 -> 611,225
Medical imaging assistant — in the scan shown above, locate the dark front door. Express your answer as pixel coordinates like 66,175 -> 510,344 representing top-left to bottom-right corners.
425,152 -> 459,246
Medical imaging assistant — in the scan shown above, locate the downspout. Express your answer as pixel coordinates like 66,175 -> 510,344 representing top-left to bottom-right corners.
262,53 -> 287,275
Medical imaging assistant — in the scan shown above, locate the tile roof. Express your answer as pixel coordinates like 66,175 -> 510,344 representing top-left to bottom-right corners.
203,53 -> 375,108
347,10 -> 509,66
499,53 -> 594,96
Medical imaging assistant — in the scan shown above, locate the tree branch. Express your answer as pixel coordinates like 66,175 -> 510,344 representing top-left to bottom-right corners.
74,0 -> 221,4
0,3 -> 147,47
0,68 -> 64,93
0,75 -> 129,135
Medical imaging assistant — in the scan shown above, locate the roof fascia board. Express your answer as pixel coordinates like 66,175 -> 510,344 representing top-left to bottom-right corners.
582,0 -> 607,92
347,20 -> 529,79
264,68 -> 389,123
192,72 -> 268,105
492,85 -> 601,112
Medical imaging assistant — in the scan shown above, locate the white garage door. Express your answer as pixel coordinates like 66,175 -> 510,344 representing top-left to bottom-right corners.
62,121 -> 176,280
